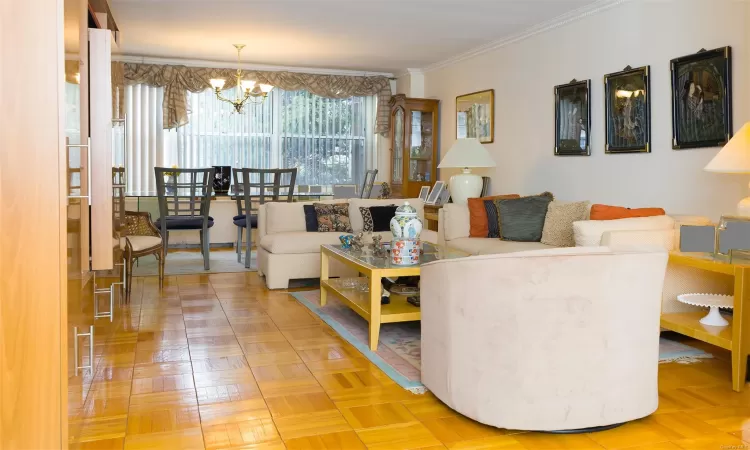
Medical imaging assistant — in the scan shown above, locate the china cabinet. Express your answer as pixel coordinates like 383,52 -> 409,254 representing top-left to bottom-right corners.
389,95 -> 439,198
0,0 -> 122,446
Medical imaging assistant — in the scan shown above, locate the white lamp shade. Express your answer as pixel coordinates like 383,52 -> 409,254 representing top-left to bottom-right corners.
259,84 -> 274,93
438,138 -> 496,169
705,122 -> 750,173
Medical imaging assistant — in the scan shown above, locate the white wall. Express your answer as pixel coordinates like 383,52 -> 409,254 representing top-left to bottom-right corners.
425,0 -> 750,219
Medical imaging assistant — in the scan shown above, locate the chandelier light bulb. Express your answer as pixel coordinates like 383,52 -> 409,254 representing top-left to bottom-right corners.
210,78 -> 226,90
241,80 -> 256,92
259,84 -> 274,94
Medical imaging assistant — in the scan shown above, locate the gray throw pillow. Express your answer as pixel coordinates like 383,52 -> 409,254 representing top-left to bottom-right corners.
495,194 -> 554,242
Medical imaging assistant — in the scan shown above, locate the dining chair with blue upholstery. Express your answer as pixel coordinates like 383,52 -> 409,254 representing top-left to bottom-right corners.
154,167 -> 215,270
232,168 -> 297,269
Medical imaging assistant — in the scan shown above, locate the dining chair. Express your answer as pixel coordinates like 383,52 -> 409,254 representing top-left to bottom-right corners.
154,167 -> 215,270
121,211 -> 164,303
360,169 -> 378,198
333,184 -> 358,199
233,168 -> 297,269
368,183 -> 382,199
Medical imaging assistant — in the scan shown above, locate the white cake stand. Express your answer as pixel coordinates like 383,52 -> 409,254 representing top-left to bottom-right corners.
677,293 -> 733,327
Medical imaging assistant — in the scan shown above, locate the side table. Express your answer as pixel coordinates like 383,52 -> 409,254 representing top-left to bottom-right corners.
663,252 -> 750,392
423,204 -> 443,232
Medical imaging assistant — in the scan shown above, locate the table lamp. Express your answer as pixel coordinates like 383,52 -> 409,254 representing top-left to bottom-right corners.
704,122 -> 750,216
437,138 -> 496,205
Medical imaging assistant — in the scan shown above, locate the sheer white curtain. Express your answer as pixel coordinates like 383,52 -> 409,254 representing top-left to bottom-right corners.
124,84 -> 377,195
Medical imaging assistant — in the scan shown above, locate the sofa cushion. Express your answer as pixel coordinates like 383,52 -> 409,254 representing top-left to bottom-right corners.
484,200 -> 501,238
541,201 -> 591,247
349,198 -> 424,231
155,216 -> 214,230
303,205 -> 318,232
590,204 -> 665,220
121,235 -> 162,252
260,232 -> 344,254
468,194 -> 520,237
314,203 -> 353,232
448,237 -> 555,256
370,205 -> 398,232
495,194 -> 554,242
265,200 -> 339,234
261,231 -> 403,254
574,215 -> 675,247
233,214 -> 258,229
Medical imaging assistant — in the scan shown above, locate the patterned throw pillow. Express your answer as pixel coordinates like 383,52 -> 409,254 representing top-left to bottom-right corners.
314,203 -> 353,232
494,192 -> 554,242
540,201 -> 591,247
359,207 -> 374,232
483,200 -> 501,238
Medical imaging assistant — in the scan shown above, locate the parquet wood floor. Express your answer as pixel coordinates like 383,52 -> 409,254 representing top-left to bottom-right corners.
70,272 -> 750,449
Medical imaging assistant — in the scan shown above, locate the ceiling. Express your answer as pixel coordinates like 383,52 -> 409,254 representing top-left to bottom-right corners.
103,0 -> 599,74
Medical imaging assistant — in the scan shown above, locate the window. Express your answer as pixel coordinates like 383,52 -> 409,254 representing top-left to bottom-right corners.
124,84 -> 378,195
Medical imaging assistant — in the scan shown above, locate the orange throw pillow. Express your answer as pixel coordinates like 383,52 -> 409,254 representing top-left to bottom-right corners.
590,204 -> 666,220
468,194 -> 520,237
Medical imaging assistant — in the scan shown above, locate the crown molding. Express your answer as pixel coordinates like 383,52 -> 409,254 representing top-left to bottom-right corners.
424,0 -> 631,73
111,54 -> 395,78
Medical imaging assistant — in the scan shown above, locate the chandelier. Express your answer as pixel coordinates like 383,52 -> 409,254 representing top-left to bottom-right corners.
210,44 -> 274,113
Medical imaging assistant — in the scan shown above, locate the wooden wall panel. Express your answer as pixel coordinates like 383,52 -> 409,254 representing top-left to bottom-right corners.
0,0 -> 66,448
89,28 -> 114,270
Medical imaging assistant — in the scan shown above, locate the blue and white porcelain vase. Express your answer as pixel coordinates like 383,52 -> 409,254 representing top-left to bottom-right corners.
390,201 -> 423,265
390,201 -> 423,239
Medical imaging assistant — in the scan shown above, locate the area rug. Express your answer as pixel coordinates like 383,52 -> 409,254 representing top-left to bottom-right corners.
132,250 -> 257,276
292,290 -> 713,394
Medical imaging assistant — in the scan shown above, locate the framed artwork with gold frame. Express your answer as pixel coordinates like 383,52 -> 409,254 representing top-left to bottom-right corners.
604,65 -> 651,154
456,89 -> 494,144
671,46 -> 732,149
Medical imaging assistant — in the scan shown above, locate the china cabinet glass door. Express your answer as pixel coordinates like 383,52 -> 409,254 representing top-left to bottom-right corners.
392,107 -> 405,184
408,109 -> 433,183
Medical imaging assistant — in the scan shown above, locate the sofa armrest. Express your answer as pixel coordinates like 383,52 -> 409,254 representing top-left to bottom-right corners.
441,203 -> 471,242
437,208 -> 447,247
258,204 -> 267,243
601,229 -> 676,251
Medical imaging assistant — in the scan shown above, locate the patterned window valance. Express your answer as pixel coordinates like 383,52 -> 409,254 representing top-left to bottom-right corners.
114,62 -> 392,135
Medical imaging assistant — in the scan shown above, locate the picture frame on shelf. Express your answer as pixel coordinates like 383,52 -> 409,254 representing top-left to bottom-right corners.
554,79 -> 591,156
456,89 -> 494,143
481,176 -> 491,197
418,186 -> 430,202
604,65 -> 651,154
671,47 -> 732,149
436,188 -> 451,206
426,181 -> 446,205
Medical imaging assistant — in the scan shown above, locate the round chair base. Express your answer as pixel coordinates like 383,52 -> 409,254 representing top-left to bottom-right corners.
541,422 -> 623,434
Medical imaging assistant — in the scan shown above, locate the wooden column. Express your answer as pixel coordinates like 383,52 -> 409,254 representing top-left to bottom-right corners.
0,0 -> 67,447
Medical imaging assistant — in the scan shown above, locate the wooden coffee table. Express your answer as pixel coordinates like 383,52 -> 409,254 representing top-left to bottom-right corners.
320,242 -> 467,351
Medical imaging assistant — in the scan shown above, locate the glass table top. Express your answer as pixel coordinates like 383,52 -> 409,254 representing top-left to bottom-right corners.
322,241 -> 469,270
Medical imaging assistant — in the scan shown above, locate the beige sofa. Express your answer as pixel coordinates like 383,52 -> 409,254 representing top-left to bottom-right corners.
421,247 -> 669,431
437,204 -> 733,314
257,198 -> 437,289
